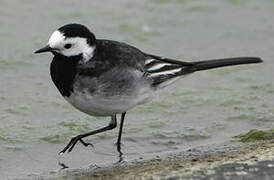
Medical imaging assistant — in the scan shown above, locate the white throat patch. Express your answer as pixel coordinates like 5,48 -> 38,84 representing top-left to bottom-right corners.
48,30 -> 95,63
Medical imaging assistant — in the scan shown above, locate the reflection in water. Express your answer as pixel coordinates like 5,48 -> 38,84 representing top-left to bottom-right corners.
57,145 -> 125,170
58,161 -> 69,170
117,144 -> 125,163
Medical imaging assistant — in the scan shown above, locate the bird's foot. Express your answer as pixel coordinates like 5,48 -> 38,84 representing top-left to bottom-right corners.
80,139 -> 94,148
59,136 -> 93,154
114,142 -> 124,163
114,142 -> 123,155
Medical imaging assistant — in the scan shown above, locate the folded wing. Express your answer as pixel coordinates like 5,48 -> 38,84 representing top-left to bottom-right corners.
144,54 -> 196,88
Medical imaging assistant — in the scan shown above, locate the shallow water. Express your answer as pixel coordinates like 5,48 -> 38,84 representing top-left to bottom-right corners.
0,0 -> 273,178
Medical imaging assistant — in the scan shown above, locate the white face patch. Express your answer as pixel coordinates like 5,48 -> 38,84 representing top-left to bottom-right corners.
48,30 -> 95,63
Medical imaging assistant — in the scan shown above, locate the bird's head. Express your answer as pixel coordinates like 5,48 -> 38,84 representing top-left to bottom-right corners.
35,23 -> 96,63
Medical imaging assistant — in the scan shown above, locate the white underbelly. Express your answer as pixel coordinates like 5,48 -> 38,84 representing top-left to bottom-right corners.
65,87 -> 154,116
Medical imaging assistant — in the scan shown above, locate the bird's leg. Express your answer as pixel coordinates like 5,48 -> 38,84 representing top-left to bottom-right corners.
116,112 -> 126,155
60,115 -> 117,154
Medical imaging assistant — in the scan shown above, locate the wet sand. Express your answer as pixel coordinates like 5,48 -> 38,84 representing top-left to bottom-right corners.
19,140 -> 274,180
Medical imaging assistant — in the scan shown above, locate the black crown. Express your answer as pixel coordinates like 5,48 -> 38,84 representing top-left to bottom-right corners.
58,23 -> 96,45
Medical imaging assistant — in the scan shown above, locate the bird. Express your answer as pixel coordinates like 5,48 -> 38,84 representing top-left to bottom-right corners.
35,23 -> 263,154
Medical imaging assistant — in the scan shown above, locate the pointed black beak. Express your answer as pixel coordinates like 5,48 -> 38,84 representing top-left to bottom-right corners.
34,45 -> 52,54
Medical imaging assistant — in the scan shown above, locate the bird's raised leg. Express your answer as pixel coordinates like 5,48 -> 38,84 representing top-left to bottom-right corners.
60,115 -> 117,154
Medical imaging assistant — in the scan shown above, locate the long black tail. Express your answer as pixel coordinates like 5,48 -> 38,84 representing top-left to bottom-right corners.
145,54 -> 263,88
193,57 -> 263,71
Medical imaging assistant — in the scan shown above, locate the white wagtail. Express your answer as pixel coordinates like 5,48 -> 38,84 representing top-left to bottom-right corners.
35,23 -> 262,154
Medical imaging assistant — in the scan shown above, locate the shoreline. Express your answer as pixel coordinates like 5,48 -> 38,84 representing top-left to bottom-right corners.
22,140 -> 274,180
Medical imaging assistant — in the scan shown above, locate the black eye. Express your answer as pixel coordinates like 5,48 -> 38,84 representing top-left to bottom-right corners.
64,43 -> 72,49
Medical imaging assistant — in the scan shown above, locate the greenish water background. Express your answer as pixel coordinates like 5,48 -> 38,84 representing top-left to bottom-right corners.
0,0 -> 273,178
